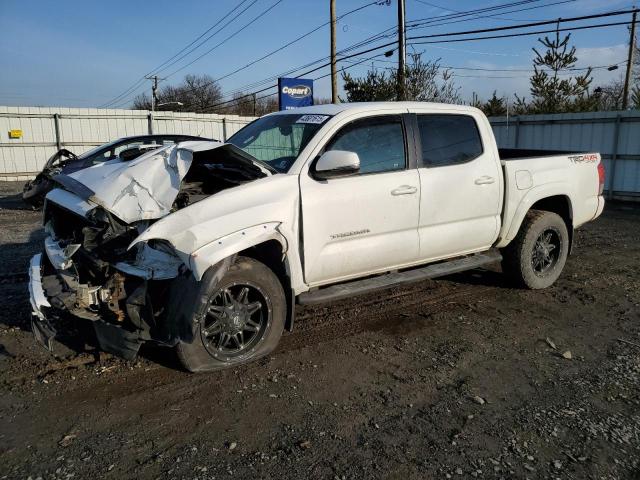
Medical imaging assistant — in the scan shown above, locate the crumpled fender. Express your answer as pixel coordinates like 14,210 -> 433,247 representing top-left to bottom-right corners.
189,222 -> 288,280
127,174 -> 303,287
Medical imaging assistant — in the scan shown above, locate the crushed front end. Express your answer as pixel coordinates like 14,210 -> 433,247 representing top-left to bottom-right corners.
29,189 -> 190,359
27,141 -> 271,360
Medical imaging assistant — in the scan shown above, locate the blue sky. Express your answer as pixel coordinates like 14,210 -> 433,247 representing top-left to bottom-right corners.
0,0 -> 633,108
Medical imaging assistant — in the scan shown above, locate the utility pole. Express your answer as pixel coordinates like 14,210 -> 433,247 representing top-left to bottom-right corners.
146,75 -> 159,112
397,0 -> 406,101
252,93 -> 257,116
144,75 -> 159,135
623,10 -> 637,110
330,0 -> 338,104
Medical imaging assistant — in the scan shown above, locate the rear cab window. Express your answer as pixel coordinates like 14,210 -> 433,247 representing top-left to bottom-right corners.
417,114 -> 483,167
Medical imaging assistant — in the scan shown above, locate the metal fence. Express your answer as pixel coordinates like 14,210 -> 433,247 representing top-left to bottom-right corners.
2,106 -> 639,201
0,106 -> 256,180
489,110 -> 640,201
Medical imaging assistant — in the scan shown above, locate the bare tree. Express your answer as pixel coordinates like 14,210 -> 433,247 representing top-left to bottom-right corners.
401,54 -> 460,103
593,78 -> 625,110
132,74 -> 223,113
222,92 -> 279,116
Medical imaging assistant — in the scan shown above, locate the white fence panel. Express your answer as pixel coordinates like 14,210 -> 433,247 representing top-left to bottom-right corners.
0,106 -> 256,180
3,106 -> 639,199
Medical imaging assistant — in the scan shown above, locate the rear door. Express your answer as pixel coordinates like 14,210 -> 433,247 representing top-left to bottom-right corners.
299,114 -> 421,286
414,112 -> 502,260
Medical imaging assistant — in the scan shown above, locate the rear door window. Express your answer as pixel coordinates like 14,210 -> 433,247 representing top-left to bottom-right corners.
417,115 -> 483,167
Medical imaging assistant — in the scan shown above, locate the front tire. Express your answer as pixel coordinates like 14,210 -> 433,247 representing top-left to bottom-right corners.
501,210 -> 569,289
177,256 -> 286,372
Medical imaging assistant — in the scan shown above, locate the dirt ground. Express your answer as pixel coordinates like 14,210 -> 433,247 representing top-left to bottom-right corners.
0,181 -> 638,480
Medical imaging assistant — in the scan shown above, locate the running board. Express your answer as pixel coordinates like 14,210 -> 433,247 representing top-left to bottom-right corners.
297,250 -> 502,305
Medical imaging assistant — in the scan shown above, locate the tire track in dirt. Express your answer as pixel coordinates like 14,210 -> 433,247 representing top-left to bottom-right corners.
279,283 -> 492,353
26,282 -> 491,407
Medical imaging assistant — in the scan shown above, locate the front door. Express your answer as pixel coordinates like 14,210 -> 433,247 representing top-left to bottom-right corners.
300,115 -> 420,286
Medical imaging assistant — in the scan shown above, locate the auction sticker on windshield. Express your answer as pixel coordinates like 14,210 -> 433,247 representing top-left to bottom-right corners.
296,114 -> 329,124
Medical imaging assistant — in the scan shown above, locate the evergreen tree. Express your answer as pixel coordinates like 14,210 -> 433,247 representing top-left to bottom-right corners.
480,91 -> 507,116
516,30 -> 595,113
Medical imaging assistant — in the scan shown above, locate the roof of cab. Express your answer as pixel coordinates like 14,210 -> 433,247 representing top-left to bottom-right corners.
267,101 -> 481,117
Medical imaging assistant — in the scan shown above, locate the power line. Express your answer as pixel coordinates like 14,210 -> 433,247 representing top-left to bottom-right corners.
99,0 -> 256,108
114,5 -> 638,112
189,42 -> 402,112
113,0 -> 269,105
407,0 -> 577,31
410,0 -> 550,22
105,1 -> 284,109
409,20 -> 633,46
106,0 -> 551,109
203,10 -> 637,112
208,2 -> 380,85
102,0 -> 580,109
407,7 -> 638,41
108,1 -> 533,108
194,51 -> 390,112
163,0 -> 285,79
147,0 -> 255,77
407,0 -> 545,28
349,56 -> 627,72
130,3 -> 389,109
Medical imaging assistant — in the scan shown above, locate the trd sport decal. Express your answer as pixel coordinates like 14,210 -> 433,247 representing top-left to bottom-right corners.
568,154 -> 598,163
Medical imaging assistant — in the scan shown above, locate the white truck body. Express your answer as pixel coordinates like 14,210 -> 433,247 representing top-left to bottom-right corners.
29,102 -> 605,362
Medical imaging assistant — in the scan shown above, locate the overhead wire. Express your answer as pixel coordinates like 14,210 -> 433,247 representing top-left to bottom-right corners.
409,20 -> 633,45
106,0 -> 565,108
162,0 -> 285,79
108,1 -> 384,109
99,0 -> 257,108
110,5 -> 638,112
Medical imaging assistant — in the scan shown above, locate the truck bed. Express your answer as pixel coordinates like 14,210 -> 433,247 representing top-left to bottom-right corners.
496,149 -> 604,248
498,148 -> 584,160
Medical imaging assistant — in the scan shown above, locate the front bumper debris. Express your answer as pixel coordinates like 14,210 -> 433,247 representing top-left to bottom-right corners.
28,254 -> 57,351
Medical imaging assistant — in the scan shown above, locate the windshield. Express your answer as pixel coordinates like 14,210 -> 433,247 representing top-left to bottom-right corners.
76,139 -> 123,160
228,113 -> 330,173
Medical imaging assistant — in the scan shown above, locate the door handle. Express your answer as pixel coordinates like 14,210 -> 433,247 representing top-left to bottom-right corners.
474,176 -> 495,185
391,185 -> 418,196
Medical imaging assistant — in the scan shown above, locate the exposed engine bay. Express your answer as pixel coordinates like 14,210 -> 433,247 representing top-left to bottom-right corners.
174,145 -> 269,208
35,141 -> 270,358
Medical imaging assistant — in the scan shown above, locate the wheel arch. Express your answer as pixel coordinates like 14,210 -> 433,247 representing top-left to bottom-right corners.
529,195 -> 574,253
190,228 -> 296,332
238,240 -> 295,331
498,188 -> 575,250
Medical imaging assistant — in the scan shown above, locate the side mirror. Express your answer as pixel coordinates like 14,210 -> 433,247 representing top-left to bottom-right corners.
314,150 -> 360,179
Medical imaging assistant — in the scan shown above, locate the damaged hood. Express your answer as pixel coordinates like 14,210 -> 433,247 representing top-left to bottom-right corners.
53,140 -> 271,224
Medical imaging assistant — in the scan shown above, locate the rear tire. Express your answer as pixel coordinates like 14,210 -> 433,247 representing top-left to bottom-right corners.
177,256 -> 286,372
501,210 -> 569,289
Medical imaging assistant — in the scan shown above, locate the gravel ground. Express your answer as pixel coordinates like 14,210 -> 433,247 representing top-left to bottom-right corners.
0,181 -> 639,480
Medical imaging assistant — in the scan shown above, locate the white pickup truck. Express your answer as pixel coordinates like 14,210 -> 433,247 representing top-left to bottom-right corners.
29,102 -> 605,371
